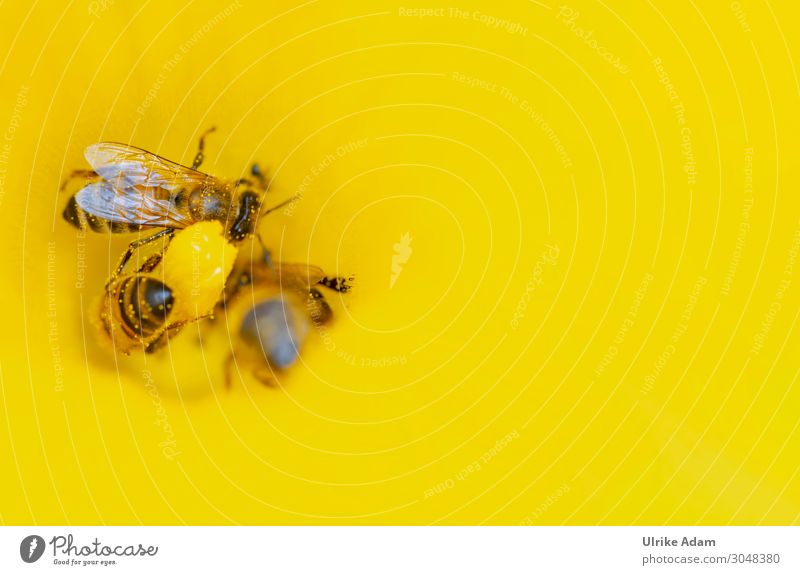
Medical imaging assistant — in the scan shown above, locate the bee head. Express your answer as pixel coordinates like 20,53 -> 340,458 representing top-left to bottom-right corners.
228,191 -> 261,242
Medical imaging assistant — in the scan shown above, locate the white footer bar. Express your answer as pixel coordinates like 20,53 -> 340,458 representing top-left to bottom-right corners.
1,526 -> 797,573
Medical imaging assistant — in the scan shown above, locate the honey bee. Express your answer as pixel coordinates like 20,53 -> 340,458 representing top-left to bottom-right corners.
101,257 -> 182,355
62,127 -> 292,285
100,221 -> 238,354
221,248 -> 352,388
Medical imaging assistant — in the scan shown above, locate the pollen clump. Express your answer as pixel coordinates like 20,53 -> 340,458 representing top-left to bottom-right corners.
161,221 -> 238,319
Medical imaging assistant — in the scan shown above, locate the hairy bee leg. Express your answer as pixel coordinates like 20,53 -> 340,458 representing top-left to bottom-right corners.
171,310 -> 215,328
318,275 -> 355,293
60,169 -> 98,191
107,229 -> 175,290
136,252 -> 164,274
191,126 -> 217,170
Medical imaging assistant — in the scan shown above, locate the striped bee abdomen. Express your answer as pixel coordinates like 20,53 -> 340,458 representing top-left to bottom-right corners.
117,276 -> 175,338
62,195 -> 146,233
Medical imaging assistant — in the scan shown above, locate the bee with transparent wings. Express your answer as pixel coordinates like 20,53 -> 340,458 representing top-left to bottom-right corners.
62,128 -> 291,285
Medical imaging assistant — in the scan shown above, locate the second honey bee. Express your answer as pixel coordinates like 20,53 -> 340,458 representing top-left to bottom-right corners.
220,248 -> 353,387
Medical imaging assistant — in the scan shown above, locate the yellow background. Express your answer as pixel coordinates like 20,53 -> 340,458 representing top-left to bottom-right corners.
0,0 -> 798,525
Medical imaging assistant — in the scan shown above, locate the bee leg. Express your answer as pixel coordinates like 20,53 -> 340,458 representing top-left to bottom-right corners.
262,194 -> 300,216
107,229 -> 175,289
318,275 -> 355,293
171,310 -> 215,328
307,288 -> 333,325
60,169 -> 98,191
224,353 -> 235,390
252,367 -> 277,387
144,330 -> 170,354
144,310 -> 215,354
191,126 -> 216,170
136,252 -> 164,274
254,234 -> 273,267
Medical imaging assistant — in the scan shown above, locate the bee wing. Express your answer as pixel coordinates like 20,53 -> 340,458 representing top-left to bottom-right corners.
85,142 -> 212,191
74,181 -> 193,228
271,262 -> 328,292
78,142 -> 216,228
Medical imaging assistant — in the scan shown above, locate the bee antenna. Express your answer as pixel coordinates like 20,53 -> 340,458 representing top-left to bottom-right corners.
262,194 -> 299,216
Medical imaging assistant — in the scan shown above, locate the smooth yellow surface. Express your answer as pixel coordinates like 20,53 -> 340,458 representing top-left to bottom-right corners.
0,0 -> 798,525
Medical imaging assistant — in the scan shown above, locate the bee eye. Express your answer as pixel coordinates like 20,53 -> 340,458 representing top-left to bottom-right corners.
141,278 -> 174,313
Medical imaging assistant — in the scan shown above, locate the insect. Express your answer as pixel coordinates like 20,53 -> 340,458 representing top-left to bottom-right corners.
62,127 -> 292,287
221,248 -> 352,388
99,221 -> 238,354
